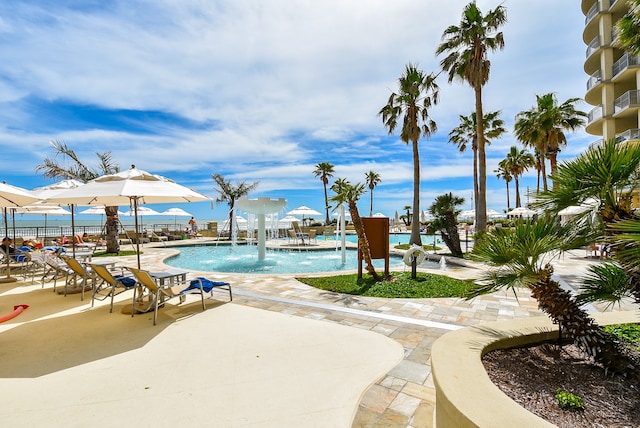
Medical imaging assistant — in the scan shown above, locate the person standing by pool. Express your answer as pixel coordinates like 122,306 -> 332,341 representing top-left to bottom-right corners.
189,217 -> 198,234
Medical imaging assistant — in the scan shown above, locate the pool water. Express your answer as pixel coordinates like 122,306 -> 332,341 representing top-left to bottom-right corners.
165,244 -> 424,274
321,233 -> 442,247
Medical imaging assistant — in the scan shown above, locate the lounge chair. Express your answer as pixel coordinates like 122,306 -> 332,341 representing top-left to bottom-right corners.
127,267 -> 207,325
146,230 -> 168,246
0,248 -> 33,281
87,263 -> 137,313
59,255 -> 94,300
287,229 -> 299,245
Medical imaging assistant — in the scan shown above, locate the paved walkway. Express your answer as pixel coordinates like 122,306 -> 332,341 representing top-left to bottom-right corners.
2,239 -> 635,427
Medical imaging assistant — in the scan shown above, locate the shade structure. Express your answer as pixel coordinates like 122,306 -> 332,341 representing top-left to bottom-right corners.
160,207 -> 193,230
44,166 -> 211,268
14,205 -> 71,240
121,206 -> 162,217
0,182 -> 39,283
372,212 -> 387,218
79,206 -> 126,216
459,209 -> 503,220
287,205 -> 321,224
277,215 -> 301,229
507,207 -> 537,217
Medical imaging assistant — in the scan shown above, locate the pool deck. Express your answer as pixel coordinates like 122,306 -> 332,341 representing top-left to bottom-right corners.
0,238 -> 636,427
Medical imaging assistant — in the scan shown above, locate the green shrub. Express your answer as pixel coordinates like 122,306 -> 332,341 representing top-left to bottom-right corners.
555,389 -> 585,411
603,323 -> 640,351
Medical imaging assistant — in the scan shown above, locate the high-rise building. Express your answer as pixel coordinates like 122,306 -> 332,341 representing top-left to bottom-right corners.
582,0 -> 640,145
583,0 -> 640,208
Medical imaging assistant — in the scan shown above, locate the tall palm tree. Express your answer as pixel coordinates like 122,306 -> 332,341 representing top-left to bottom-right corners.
329,178 -> 383,281
379,63 -> 439,246
428,192 -> 465,257
313,162 -> 335,225
501,146 -> 535,208
437,2 -> 507,233
449,110 -> 506,213
616,0 -> 640,55
35,140 -> 121,252
514,93 -> 586,190
212,173 -> 259,237
494,164 -> 512,211
365,170 -> 381,216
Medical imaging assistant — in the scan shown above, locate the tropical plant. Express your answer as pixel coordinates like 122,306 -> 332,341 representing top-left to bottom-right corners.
428,192 -> 465,257
500,146 -> 535,208
329,178 -> 383,281
437,1 -> 507,232
379,63 -> 439,246
514,93 -> 586,190
494,164 -> 512,211
615,0 -> 640,55
403,205 -> 412,226
212,173 -> 259,238
449,110 -> 506,214
365,170 -> 381,217
35,140 -> 121,252
470,218 -> 635,376
313,162 -> 335,224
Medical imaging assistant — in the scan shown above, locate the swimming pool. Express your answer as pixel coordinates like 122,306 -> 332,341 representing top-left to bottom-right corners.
322,233 -> 442,247
164,244 -> 425,274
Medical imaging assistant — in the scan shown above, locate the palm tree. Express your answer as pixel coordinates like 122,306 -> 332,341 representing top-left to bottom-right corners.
437,2 -> 507,233
365,170 -> 381,216
500,146 -> 535,208
379,63 -> 439,246
470,218 -> 635,375
35,140 -> 121,252
428,192 -> 465,257
514,93 -> 586,190
329,178 -> 383,281
494,164 -> 512,211
449,110 -> 506,213
616,0 -> 640,55
313,162 -> 335,225
212,174 -> 259,238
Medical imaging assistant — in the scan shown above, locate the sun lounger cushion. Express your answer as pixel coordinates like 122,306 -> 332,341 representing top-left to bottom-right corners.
182,277 -> 230,293
113,274 -> 137,288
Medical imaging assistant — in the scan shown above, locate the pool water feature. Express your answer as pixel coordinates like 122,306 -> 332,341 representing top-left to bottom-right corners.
165,244 -> 439,274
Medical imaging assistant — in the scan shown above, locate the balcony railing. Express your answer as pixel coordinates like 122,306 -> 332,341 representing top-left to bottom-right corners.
610,0 -> 620,8
586,36 -> 600,58
585,1 -> 600,24
612,53 -> 640,78
614,90 -> 640,114
588,105 -> 604,123
587,70 -> 602,90
615,128 -> 640,143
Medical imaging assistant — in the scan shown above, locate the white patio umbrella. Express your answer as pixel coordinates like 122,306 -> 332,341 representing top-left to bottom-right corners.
0,182 -> 39,283
287,205 -> 322,225
459,210 -> 475,220
507,206 -> 538,217
14,205 -> 71,240
31,179 -> 88,257
277,215 -> 301,229
372,212 -> 387,218
160,207 -> 193,231
45,165 -> 211,268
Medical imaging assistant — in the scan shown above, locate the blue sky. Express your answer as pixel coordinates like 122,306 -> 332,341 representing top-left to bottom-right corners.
1,1 -> 592,223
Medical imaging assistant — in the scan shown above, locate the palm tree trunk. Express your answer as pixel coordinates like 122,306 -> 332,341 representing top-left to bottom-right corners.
514,176 -> 521,208
505,181 -> 510,211
105,206 -> 120,253
349,201 -> 381,281
475,86 -> 487,232
532,266 -> 637,377
323,181 -> 330,225
369,191 -> 373,217
473,146 -> 479,215
549,152 -> 558,190
410,138 -> 422,246
540,152 -> 548,192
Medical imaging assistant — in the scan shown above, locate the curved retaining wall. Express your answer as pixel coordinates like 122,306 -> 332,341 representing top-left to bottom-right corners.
431,311 -> 640,427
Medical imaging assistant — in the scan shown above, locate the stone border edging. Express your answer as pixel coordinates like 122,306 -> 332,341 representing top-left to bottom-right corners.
431,310 -> 640,427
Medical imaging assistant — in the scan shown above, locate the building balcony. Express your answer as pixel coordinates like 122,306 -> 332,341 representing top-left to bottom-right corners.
585,1 -> 600,24
615,128 -> 640,143
587,70 -> 602,91
586,35 -> 601,58
614,90 -> 640,115
612,53 -> 640,79
588,105 -> 604,123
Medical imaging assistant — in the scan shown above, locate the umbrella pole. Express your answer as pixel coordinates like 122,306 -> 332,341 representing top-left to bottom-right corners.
134,199 -> 141,269
1,207 -> 17,283
71,204 -> 76,258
